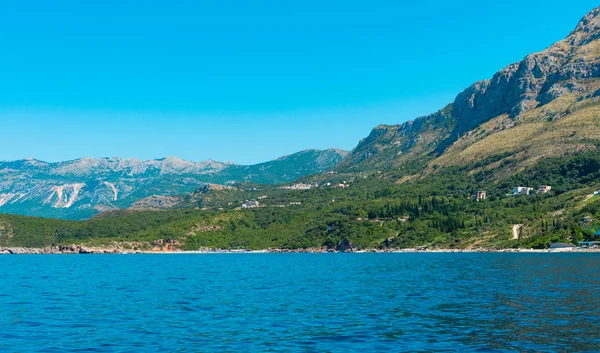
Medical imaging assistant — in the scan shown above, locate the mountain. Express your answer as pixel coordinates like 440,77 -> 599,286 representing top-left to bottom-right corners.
339,6 -> 600,178
0,149 -> 346,219
336,104 -> 456,173
209,148 -> 348,184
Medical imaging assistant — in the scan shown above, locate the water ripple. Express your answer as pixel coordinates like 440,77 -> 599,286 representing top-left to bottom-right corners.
0,253 -> 598,352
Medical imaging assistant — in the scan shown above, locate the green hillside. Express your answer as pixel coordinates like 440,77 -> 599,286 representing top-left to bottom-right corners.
3,149 -> 600,250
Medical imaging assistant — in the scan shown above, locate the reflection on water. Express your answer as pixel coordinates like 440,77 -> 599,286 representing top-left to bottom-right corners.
0,253 -> 598,352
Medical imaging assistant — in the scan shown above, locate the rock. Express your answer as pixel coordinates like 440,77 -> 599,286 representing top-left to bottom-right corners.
336,239 -> 354,252
128,195 -> 182,211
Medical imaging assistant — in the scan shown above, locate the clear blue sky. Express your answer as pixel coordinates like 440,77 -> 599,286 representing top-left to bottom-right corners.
0,0 -> 597,164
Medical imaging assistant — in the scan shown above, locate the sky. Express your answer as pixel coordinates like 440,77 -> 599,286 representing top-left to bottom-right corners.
0,0 -> 598,165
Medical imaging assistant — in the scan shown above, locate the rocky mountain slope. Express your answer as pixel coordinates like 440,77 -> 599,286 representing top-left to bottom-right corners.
338,6 -> 600,177
337,104 -> 456,173
0,149 -> 346,219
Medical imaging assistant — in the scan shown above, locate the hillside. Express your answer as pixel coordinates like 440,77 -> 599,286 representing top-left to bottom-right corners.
0,149 -> 346,219
338,6 -> 600,178
3,149 -> 600,251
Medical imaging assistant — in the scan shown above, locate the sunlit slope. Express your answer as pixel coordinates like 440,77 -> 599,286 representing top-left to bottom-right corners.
432,84 -> 600,178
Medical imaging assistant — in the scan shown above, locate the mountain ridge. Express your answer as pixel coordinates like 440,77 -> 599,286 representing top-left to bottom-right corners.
338,5 -> 600,176
0,148 -> 347,219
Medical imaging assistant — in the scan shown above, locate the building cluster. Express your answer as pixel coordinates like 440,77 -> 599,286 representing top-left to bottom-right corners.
512,185 -> 552,196
279,183 -> 314,190
280,179 -> 354,191
323,182 -> 349,188
270,202 -> 302,208
579,241 -> 600,248
322,179 -> 353,188
472,185 -> 552,200
241,200 -> 260,208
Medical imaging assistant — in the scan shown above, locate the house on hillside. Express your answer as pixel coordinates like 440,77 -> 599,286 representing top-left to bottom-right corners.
582,216 -> 594,224
241,200 -> 260,208
471,191 -> 487,201
513,187 -> 534,196
537,185 -> 552,194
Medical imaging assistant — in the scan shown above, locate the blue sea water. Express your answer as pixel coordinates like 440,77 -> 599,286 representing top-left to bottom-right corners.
0,253 -> 599,352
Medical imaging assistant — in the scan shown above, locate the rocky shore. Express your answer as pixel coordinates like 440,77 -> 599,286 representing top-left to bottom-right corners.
0,245 -> 122,254
2,246 -> 600,254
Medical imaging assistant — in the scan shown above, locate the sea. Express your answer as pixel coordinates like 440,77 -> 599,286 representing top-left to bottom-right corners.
0,253 -> 598,352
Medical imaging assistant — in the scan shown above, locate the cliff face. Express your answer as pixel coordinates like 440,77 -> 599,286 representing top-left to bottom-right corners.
450,7 -> 600,135
337,105 -> 455,172
342,6 -> 600,172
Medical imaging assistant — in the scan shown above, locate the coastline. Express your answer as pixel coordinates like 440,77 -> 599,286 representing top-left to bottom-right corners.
2,246 -> 599,255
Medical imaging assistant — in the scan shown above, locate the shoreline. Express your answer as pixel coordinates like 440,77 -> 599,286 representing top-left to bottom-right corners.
2,246 -> 599,255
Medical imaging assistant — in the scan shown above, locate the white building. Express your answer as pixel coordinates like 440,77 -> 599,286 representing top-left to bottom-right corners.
279,183 -> 312,190
472,191 -> 487,201
241,200 -> 260,208
513,187 -> 534,196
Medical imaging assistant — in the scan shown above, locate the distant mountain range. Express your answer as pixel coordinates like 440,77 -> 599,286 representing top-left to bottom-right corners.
0,149 -> 347,219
